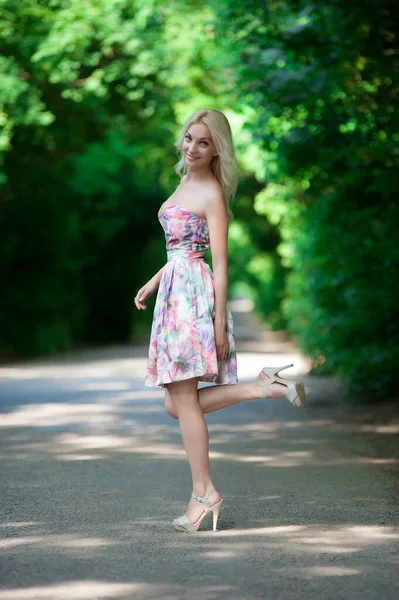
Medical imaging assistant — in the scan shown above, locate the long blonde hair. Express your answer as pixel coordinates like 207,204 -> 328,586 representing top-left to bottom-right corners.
174,109 -> 239,219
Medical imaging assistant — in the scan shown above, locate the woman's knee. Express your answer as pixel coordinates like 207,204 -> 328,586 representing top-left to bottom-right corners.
164,379 -> 199,418
164,390 -> 178,419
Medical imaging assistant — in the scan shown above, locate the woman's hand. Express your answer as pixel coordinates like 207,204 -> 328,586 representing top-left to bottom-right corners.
134,277 -> 159,311
214,321 -> 228,362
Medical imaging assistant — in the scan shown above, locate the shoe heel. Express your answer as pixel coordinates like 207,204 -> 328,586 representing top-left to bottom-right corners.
212,499 -> 223,531
284,381 -> 306,407
294,382 -> 306,407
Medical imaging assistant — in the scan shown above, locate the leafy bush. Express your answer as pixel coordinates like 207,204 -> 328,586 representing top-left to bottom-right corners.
228,220 -> 287,330
0,0 -> 176,356
213,0 -> 399,397
281,192 -> 399,397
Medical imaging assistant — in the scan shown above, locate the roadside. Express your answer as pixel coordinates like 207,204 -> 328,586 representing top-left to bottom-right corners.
0,298 -> 398,600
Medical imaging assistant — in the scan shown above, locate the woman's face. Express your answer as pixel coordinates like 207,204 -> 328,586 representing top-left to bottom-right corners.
182,123 -> 217,170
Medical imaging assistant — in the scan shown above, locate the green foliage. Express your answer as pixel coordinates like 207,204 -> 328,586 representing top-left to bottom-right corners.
0,0 -> 273,358
0,0 -> 176,356
229,220 -> 287,329
282,194 -> 399,396
212,0 -> 399,396
2,0 -> 398,402
228,177 -> 287,329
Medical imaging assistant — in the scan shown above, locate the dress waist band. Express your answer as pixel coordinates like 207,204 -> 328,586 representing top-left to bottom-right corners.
167,249 -> 206,262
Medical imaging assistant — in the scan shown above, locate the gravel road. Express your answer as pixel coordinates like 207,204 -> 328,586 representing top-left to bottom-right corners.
1,325 -> 398,599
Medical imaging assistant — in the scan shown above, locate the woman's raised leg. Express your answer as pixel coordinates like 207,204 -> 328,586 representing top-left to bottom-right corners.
165,377 -> 222,525
165,371 -> 288,419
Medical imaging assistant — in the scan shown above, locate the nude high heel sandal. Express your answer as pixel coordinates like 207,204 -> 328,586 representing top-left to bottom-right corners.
257,363 -> 306,407
173,487 -> 223,532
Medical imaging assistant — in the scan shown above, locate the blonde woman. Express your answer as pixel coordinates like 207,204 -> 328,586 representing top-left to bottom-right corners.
134,109 -> 305,532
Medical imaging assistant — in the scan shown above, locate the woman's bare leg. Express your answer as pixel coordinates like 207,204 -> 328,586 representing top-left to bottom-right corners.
166,377 -> 221,524
165,371 -> 288,419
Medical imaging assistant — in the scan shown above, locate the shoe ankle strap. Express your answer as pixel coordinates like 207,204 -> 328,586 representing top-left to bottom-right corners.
191,486 -> 215,504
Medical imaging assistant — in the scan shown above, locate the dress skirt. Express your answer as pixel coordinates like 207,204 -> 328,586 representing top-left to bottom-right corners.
145,249 -> 237,388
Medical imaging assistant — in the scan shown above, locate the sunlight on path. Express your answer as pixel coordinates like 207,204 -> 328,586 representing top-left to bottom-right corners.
0,300 -> 398,600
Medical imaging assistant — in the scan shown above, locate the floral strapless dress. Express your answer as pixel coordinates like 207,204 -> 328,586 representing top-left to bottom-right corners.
145,204 -> 238,388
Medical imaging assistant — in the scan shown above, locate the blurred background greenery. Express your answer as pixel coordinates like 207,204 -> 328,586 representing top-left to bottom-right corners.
1,0 -> 398,399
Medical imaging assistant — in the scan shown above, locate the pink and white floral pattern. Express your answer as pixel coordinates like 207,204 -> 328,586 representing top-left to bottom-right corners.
145,204 -> 238,387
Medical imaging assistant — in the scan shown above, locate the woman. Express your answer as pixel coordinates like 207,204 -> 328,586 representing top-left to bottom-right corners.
134,109 -> 305,532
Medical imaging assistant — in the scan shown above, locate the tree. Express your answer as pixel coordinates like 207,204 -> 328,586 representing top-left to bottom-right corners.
0,0 -> 176,355
212,0 -> 399,396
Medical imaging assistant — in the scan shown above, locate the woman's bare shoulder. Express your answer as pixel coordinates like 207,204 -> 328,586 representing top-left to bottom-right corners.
203,177 -> 223,200
204,182 -> 226,219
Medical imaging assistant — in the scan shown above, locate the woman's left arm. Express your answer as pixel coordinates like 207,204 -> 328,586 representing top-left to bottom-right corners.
206,191 -> 229,360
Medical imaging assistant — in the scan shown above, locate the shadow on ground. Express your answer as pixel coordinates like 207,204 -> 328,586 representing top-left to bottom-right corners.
0,346 -> 398,600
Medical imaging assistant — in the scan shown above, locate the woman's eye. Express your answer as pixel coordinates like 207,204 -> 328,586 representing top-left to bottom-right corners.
184,135 -> 207,146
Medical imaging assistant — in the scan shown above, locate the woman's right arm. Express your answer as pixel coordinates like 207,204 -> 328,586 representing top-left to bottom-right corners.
134,265 -> 165,311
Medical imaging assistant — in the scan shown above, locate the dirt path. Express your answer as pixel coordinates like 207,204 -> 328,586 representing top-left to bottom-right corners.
0,302 -> 398,599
